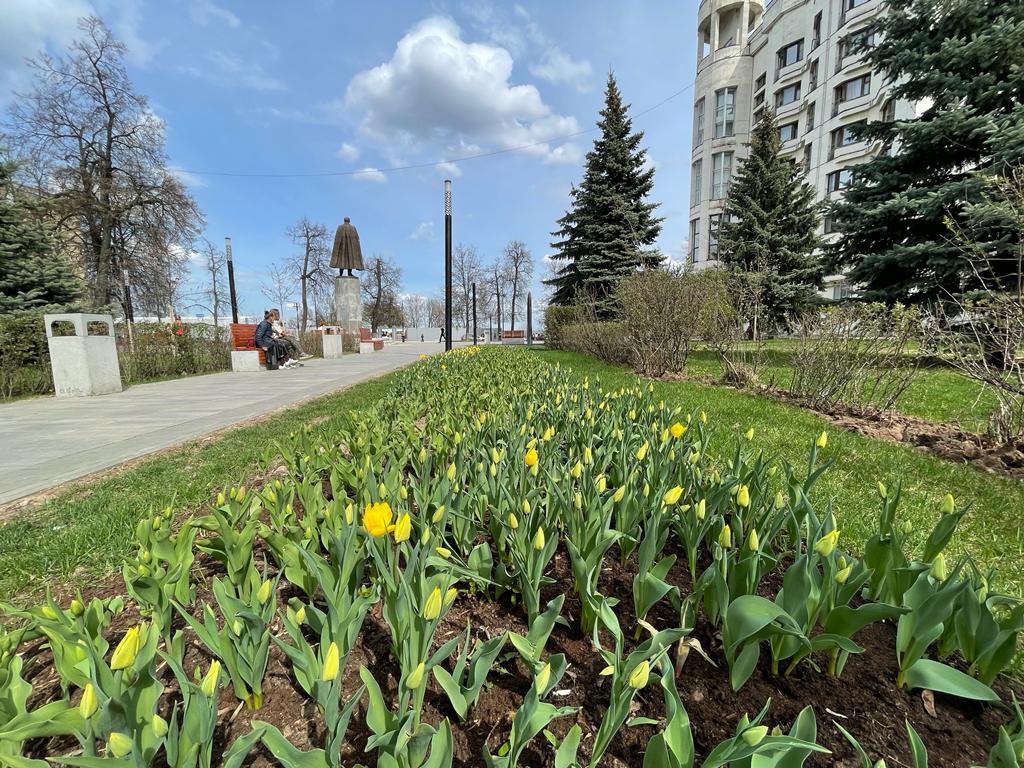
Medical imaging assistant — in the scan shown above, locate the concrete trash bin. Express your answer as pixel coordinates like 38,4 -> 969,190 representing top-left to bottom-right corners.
44,313 -> 123,397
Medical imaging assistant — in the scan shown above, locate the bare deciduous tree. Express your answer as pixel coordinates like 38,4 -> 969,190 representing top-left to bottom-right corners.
6,17 -> 203,310
401,294 -> 428,328
286,218 -> 330,335
453,243 -> 482,337
261,261 -> 296,325
188,238 -> 228,336
362,254 -> 403,333
427,296 -> 445,328
503,240 -> 533,332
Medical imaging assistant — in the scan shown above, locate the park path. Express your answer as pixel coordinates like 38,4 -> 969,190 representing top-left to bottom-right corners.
0,342 -> 442,506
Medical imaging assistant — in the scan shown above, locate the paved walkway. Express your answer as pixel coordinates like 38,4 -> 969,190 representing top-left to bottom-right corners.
0,342 -> 443,506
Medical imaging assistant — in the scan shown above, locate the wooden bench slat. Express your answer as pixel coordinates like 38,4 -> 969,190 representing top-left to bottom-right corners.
230,323 -> 266,365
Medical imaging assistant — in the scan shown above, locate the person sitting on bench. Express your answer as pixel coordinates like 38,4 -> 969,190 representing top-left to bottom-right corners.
270,309 -> 310,363
255,310 -> 295,369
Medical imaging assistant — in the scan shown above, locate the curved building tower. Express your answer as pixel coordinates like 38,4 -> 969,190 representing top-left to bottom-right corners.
687,0 -> 915,299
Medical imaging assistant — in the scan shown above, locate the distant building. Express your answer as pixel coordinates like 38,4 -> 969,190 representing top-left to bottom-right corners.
687,0 -> 916,299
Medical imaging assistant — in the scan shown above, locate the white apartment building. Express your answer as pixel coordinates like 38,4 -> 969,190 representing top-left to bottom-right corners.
687,0 -> 915,298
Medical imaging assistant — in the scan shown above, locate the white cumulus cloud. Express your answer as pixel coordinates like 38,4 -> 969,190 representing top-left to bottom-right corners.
410,221 -> 436,241
530,47 -> 592,91
353,167 -> 386,183
190,0 -> 241,28
345,16 -> 579,163
0,0 -> 91,100
336,142 -> 360,162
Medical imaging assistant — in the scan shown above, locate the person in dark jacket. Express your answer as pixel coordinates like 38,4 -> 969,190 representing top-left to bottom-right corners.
255,311 -> 292,369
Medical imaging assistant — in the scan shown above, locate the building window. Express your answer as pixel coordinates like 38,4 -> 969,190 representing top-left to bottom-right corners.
836,73 -> 871,103
754,91 -> 765,108
712,152 -> 733,199
831,120 -> 866,149
689,219 -> 700,263
823,214 -> 839,234
812,12 -> 822,48
779,122 -> 799,143
803,143 -> 813,172
809,60 -> 819,90
845,0 -> 872,10
709,214 -> 723,259
807,101 -> 816,130
776,39 -> 804,72
827,168 -> 854,194
691,160 -> 703,205
775,83 -> 801,107
714,88 -> 736,138
882,98 -> 896,122
755,72 -> 767,92
694,98 -> 706,145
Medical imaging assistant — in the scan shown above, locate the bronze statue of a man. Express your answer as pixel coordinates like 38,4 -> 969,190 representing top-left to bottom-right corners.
330,217 -> 364,276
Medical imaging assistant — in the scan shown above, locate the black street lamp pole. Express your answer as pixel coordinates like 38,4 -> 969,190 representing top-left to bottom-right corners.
472,282 -> 477,346
225,236 -> 239,324
527,291 -> 533,347
444,180 -> 452,352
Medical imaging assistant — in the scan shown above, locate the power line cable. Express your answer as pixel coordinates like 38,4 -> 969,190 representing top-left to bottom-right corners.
166,82 -> 695,180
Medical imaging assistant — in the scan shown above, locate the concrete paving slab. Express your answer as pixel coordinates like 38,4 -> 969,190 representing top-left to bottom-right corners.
0,342 -> 445,505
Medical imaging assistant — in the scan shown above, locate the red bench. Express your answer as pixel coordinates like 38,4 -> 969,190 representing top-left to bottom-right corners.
230,323 -> 266,366
360,327 -> 384,351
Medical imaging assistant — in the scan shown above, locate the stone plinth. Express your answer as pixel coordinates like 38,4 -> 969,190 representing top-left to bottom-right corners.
44,313 -> 123,397
334,276 -> 361,339
231,351 -> 264,372
322,333 -> 345,359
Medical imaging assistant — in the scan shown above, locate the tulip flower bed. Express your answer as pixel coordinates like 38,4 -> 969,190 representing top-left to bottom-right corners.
3,346 -> 1024,767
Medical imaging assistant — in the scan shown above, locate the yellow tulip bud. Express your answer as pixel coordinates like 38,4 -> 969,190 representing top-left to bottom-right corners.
216,492 -> 225,506
814,530 -> 840,558
816,431 -> 828,449
570,460 -> 582,479
930,553 -> 947,582
628,660 -> 650,689
635,442 -> 649,461
700,410 -> 707,424
433,506 -> 445,523
745,427 -> 755,441
79,683 -> 99,719
534,527 -> 546,550
151,714 -> 168,739
748,529 -> 759,551
718,525 -> 732,549
742,726 -> 768,746
643,483 -> 650,498
236,486 -> 246,503
70,598 -> 85,617
421,528 -> 431,545
599,665 -> 614,676
232,620 -> 243,636
696,499 -> 706,520
522,499 -> 531,515
418,446 -> 427,463
444,588 -> 458,607
583,446 -> 593,464
835,565 -> 853,584
295,605 -> 306,624
393,513 -> 412,543
613,485 -> 626,503
321,642 -> 340,681
201,661 -> 221,697
775,491 -> 785,510
399,485 -> 408,501
838,555 -> 847,570
736,485 -> 750,508
423,587 -> 443,620
574,491 -> 582,510
535,662 -> 551,693
596,475 -> 607,493
107,732 -> 133,758
524,447 -> 538,468
257,580 -> 272,605
407,661 -> 426,690
110,626 -> 142,670
436,546 -> 451,558
878,481 -> 888,499
453,431 -> 462,445
941,493 -> 955,515
507,511 -> 520,530
663,486 -> 683,506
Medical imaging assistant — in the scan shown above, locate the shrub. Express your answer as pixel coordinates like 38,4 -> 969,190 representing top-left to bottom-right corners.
617,268 -> 700,377
119,323 -> 231,385
0,310 -> 49,367
559,321 -> 632,366
543,306 -> 580,351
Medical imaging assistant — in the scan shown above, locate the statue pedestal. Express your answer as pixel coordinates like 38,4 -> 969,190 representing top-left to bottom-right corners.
334,276 -> 361,350
322,333 -> 345,359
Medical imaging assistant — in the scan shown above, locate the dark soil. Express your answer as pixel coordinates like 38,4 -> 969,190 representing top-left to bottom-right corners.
19,537 -> 1019,768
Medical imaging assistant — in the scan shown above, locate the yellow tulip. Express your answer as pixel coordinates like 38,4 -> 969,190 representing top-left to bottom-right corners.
930,553 -> 948,582
432,505 -> 445,523
491,447 -> 502,464
696,499 -> 706,520
201,661 -> 221,697
583,446 -> 593,464
941,493 -> 955,515
878,481 -> 888,499
671,422 -> 686,438
444,587 -> 458,605
835,565 -> 853,584
718,524 -> 732,549
110,626 -> 142,671
107,732 -> 133,758
570,460 -> 583,479
393,513 -> 412,543
774,491 -> 785,510
628,660 -> 650,689
508,512 -> 519,529
816,431 -> 828,449
574,491 -> 582,510
436,546 -> 451,558
345,503 -> 354,525
613,485 -> 626,503
363,502 -> 394,538
418,446 -> 427,463
736,484 -> 750,508
533,527 -> 546,550
407,661 -> 426,690
378,482 -> 387,498
423,587 -> 443,620
522,499 -> 531,515
447,462 -> 457,482
814,530 -> 840,558
421,528 -> 431,545
596,475 -> 607,493
321,642 -> 340,681
151,714 -> 168,739
748,529 -> 759,551
525,447 -> 538,468
635,442 -> 649,461
700,410 -> 707,424
79,683 -> 99,719
295,606 -> 306,624
663,486 -> 683,506
599,665 -> 614,676
256,580 -> 272,605
745,427 -> 755,441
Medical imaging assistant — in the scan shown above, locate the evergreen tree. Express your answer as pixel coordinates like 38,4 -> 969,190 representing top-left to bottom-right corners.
546,73 -> 663,315
0,160 -> 81,313
829,0 -> 1024,302
719,109 -> 822,330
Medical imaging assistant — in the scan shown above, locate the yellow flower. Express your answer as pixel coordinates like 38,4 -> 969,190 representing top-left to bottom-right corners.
345,503 -> 354,525
774,491 -> 785,510
747,529 -> 759,551
522,499 -> 531,515
596,475 -> 607,493
423,587 -> 443,621
670,422 -> 686,438
941,493 -> 955,515
878,481 -> 888,499
570,460 -> 583,479
418,446 -> 427,463
533,527 -> 546,550
745,427 -> 755,441
599,665 -> 614,676
816,431 -> 828,449
835,565 -> 853,584
718,524 -> 732,549
295,606 -> 306,624
741,726 -> 768,746
201,661 -> 221,697
700,410 -> 707,424
628,660 -> 650,689
79,683 -> 99,719
393,513 -> 412,543
535,662 -> 551,692
321,642 -> 340,681
696,499 -> 706,520
436,546 -> 451,558
399,485 -> 408,501
107,732 -> 133,758
814,530 -> 840,558
508,512 -> 519,529
613,485 -> 626,503
542,426 -> 555,441
110,625 -> 142,671
447,462 -> 457,482
407,661 -> 426,690
525,447 -> 538,468
432,505 -> 445,523
491,447 -> 502,464
662,486 -> 683,506
151,714 -> 168,739
736,485 -> 750,508
444,587 -> 458,605
635,442 -> 649,461
930,553 -> 948,582
363,502 -> 394,538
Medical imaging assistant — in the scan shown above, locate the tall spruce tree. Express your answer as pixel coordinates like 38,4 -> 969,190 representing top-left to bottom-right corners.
829,0 -> 1024,302
719,109 -> 822,329
546,73 -> 663,315
0,160 -> 81,313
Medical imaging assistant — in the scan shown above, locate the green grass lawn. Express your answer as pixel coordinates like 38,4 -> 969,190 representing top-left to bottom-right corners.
683,344 -> 996,432
538,349 -> 1024,599
0,370 -> 399,600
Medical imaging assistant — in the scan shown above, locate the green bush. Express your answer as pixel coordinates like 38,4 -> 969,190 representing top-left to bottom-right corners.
558,321 -> 632,366
0,310 -> 49,367
543,305 -> 580,350
119,323 -> 231,385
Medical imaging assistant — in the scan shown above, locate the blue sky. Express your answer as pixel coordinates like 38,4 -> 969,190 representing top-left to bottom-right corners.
1,0 -> 697,316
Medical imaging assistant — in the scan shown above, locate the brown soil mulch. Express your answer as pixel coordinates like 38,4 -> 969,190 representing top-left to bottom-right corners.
20,539 -> 1018,768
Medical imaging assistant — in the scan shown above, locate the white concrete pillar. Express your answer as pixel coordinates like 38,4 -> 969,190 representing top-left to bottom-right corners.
740,0 -> 750,44
44,313 -> 123,397
712,11 -> 720,51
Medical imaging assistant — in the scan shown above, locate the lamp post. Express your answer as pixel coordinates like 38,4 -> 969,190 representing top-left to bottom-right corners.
527,291 -> 533,347
444,180 -> 452,352
225,237 -> 239,324
472,282 -> 477,346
